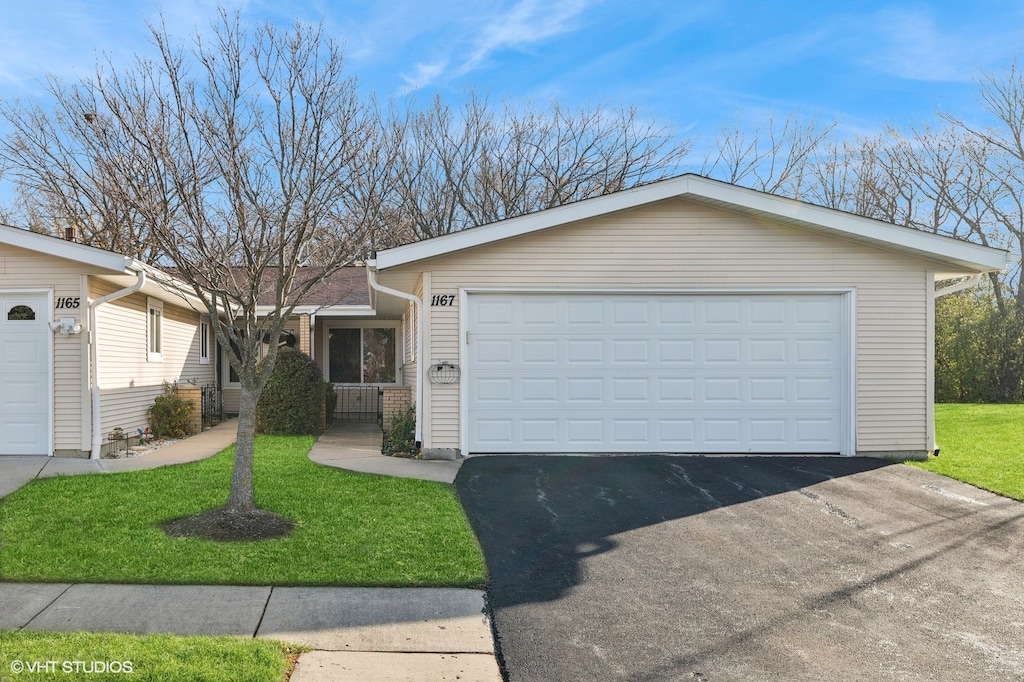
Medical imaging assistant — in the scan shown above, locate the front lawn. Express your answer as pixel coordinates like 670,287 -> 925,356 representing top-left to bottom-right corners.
910,403 -> 1024,501
0,630 -> 302,681
0,436 -> 486,586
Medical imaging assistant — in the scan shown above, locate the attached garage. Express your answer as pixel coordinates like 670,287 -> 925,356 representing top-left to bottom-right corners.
466,291 -> 848,454
371,175 -> 1011,458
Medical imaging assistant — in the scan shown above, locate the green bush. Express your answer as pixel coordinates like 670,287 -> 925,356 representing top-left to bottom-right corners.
256,348 -> 328,435
147,384 -> 195,439
382,404 -> 418,457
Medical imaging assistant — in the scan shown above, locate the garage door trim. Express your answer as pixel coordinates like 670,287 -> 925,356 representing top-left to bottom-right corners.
0,289 -> 54,456
458,287 -> 856,456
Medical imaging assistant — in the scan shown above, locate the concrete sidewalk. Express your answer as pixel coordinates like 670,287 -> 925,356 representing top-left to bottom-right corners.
0,583 -> 500,681
0,422 -> 499,681
0,418 -> 239,497
309,422 -> 463,484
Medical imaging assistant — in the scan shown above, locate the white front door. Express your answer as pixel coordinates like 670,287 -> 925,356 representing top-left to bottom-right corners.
0,293 -> 52,455
466,292 -> 846,454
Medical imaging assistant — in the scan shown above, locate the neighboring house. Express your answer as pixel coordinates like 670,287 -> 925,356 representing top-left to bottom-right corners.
371,174 -> 1011,458
1,174 -> 1012,459
218,265 -> 411,423
0,224 -> 215,458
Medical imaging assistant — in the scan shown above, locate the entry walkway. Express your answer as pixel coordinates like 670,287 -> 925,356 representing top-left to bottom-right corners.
0,421 -> 497,681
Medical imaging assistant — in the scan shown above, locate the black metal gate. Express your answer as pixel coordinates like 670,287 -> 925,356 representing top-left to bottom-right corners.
201,383 -> 223,428
334,386 -> 383,423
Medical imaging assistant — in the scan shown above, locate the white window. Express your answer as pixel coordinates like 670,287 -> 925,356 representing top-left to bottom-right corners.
199,316 -> 211,365
325,322 -> 400,385
147,298 -> 163,362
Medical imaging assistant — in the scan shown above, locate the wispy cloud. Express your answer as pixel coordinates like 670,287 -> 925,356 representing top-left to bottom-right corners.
858,6 -> 971,82
400,0 -> 593,92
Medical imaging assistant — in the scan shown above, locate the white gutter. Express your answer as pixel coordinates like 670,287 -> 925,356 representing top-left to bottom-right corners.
366,262 -> 423,446
935,273 -> 984,298
88,269 -> 147,459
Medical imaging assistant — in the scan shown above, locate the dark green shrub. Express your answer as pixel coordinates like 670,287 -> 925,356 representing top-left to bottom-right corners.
382,404 -> 418,457
256,348 -> 328,435
147,384 -> 195,439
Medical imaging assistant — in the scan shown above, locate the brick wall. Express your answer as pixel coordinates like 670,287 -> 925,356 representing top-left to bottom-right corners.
298,313 -> 311,355
173,384 -> 204,435
381,387 -> 412,432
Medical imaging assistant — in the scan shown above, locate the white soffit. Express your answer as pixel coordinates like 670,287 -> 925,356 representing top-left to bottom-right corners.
375,175 -> 1012,274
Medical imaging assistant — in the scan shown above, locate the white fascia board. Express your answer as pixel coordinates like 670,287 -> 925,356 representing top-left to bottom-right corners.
255,304 -> 376,317
375,174 -> 1012,274
681,176 -> 1012,273
375,177 -> 695,269
0,223 -> 131,272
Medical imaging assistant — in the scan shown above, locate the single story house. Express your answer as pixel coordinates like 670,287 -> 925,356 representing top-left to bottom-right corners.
0,225 -> 216,458
371,174 -> 1011,458
0,174 -> 1012,459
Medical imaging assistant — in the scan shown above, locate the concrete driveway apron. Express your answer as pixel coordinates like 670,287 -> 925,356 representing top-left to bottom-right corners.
456,455 -> 1024,682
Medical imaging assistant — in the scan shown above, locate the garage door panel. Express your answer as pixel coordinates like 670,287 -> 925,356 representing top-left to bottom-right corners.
467,293 -> 844,454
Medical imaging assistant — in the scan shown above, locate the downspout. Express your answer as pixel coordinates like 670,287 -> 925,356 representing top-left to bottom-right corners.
89,270 -> 147,459
366,261 -> 423,446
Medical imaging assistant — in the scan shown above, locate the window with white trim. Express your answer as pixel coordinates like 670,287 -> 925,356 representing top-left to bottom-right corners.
147,298 -> 163,362
199,316 -> 211,364
326,322 -> 399,384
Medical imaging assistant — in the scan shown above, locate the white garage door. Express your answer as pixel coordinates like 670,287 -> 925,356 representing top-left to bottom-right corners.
466,292 -> 845,454
0,294 -> 51,455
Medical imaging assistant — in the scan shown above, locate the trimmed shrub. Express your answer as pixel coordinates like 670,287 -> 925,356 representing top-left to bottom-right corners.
256,348 -> 328,435
382,404 -> 418,457
147,384 -> 196,439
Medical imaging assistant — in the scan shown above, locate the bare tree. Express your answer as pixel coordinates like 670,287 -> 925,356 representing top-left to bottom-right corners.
0,11 -> 372,536
700,113 -> 837,198
387,95 -> 691,240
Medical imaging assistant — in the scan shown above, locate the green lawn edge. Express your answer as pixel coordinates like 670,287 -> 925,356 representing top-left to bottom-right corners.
0,630 -> 305,682
907,403 -> 1024,501
0,435 -> 487,587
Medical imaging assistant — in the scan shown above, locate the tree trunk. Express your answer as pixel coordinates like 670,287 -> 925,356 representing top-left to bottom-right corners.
226,382 -> 259,514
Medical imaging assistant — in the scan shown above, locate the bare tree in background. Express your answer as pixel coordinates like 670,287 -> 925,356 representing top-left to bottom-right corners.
0,11 -> 372,537
700,113 -> 837,198
385,95 -> 692,241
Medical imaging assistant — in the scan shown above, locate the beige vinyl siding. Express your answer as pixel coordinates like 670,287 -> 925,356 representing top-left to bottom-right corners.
387,198 -> 938,454
91,279 -> 215,436
0,244 -> 90,453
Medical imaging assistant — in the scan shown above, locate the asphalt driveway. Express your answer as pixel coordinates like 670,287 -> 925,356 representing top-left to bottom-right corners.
456,456 -> 1024,682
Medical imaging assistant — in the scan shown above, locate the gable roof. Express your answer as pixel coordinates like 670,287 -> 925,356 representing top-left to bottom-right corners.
374,174 -> 1012,274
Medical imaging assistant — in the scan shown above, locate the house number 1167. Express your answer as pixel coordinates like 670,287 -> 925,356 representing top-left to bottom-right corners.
430,294 -> 456,307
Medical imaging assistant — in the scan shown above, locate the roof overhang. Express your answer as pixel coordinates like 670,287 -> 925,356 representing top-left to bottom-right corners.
0,223 -> 132,272
375,174 -> 1012,275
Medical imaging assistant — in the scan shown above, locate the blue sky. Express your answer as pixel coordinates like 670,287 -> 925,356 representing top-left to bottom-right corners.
1,0 -> 1023,159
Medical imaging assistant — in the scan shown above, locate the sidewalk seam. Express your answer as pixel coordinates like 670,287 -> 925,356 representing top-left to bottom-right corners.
252,585 -> 274,638
19,582 -> 76,631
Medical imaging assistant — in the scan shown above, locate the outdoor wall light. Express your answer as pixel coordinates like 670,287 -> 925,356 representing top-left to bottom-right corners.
50,317 -> 83,336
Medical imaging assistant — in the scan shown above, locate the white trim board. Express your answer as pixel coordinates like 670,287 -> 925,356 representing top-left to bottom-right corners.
377,175 -> 1011,274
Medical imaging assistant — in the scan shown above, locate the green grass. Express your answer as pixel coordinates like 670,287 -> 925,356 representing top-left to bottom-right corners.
909,403 -> 1024,501
0,436 -> 486,586
0,630 -> 302,682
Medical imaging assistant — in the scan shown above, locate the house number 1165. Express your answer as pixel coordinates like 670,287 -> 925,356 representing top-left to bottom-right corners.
55,297 -> 81,309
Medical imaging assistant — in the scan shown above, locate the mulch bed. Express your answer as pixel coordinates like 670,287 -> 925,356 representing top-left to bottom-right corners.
161,507 -> 295,542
